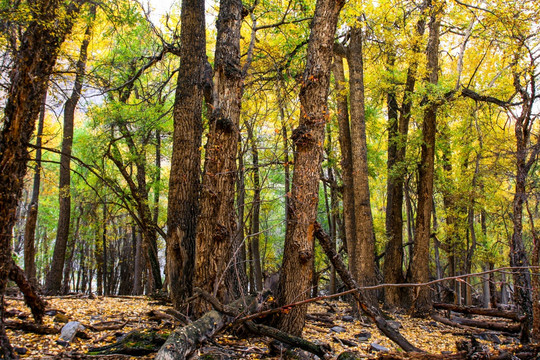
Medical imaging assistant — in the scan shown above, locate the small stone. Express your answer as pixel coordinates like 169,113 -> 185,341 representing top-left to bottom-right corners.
54,313 -> 69,323
342,315 -> 354,322
388,320 -> 402,330
330,326 -> 346,333
428,321 -> 438,327
14,347 -> 27,355
45,310 -> 58,316
370,343 -> 389,352
60,321 -> 85,342
56,340 -> 69,347
355,331 -> 371,341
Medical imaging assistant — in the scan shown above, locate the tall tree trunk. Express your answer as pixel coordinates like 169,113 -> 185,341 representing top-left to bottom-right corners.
511,123 -> 534,343
332,56 -> 354,259
45,10 -> 94,294
276,0 -> 344,336
24,91 -> 47,288
0,1 -> 80,356
383,3 -> 428,308
247,123 -> 263,292
347,26 -> 377,306
166,0 -> 206,309
193,0 -> 245,314
411,0 -> 441,317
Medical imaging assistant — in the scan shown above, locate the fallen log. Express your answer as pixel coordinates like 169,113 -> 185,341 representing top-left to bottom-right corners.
4,320 -> 59,335
155,294 -> 258,360
433,303 -> 522,321
314,222 -> 422,353
8,258 -> 46,324
452,316 -> 520,333
87,330 -> 168,356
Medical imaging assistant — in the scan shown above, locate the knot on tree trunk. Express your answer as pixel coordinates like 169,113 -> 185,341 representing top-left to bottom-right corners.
292,124 -> 315,148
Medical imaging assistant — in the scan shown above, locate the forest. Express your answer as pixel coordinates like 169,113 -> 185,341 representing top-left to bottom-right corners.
0,0 -> 539,358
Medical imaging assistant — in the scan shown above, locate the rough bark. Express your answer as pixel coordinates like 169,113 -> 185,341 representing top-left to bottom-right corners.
411,1 -> 441,317
314,222 -> 422,352
23,92 -> 47,288
193,0 -> 245,314
45,10 -> 94,294
0,1 -> 80,357
276,0 -> 344,337
166,0 -> 206,309
347,26 -> 377,305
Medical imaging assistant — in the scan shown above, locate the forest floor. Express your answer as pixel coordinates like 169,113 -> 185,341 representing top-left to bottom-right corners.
3,295 -> 525,359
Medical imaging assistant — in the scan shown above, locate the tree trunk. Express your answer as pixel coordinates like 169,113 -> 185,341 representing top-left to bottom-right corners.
247,123 -> 263,292
383,2 -> 428,308
347,26 -> 377,306
411,1 -> 441,317
45,10 -> 94,294
193,0 -> 245,314
24,91 -> 47,288
276,0 -> 344,336
0,1 -> 80,356
62,209 -> 82,294
332,55 -> 355,259
166,0 -> 206,309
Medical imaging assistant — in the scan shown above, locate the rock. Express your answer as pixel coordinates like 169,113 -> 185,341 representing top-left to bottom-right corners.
14,347 -> 27,355
60,321 -> 85,342
330,326 -> 346,333
388,320 -> 402,330
45,310 -> 58,316
355,331 -> 371,341
342,315 -> 354,322
428,321 -> 438,327
370,343 -> 389,352
54,313 -> 69,323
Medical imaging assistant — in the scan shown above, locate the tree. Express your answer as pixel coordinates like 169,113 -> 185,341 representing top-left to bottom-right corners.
45,5 -> 96,295
0,0 -> 82,356
166,0 -> 207,310
193,0 -> 246,314
347,25 -> 377,305
276,0 -> 344,336
411,0 -> 442,316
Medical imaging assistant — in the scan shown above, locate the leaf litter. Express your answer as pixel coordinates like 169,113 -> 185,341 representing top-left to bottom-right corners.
4,297 -> 521,359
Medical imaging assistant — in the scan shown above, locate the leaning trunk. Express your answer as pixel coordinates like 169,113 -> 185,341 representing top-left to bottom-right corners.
0,1 -> 80,356
24,91 -> 47,287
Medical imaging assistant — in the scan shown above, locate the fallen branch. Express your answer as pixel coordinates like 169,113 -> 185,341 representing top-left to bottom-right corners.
8,258 -> 46,324
452,316 -> 520,333
313,222 -> 422,353
433,303 -> 522,321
